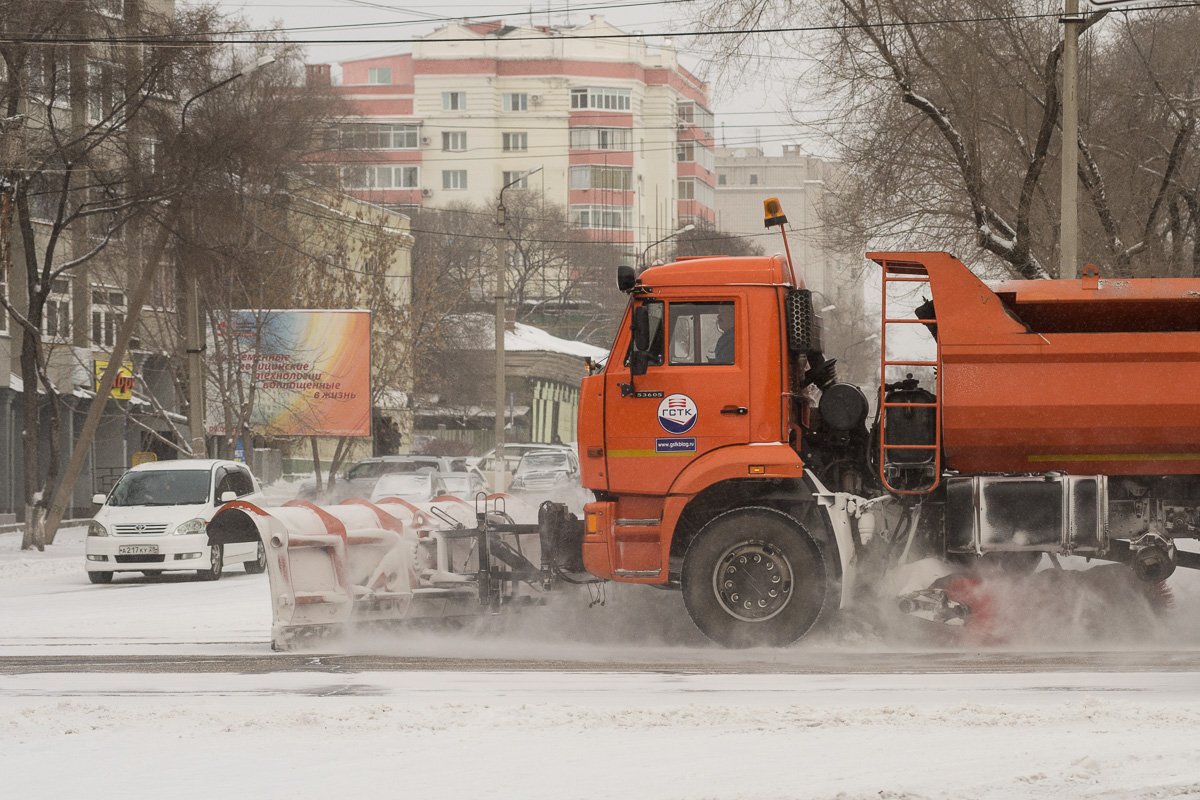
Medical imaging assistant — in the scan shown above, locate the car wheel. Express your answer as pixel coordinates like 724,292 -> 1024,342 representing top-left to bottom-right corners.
88,571 -> 113,584
682,506 -> 831,649
198,543 -> 223,581
244,542 -> 267,574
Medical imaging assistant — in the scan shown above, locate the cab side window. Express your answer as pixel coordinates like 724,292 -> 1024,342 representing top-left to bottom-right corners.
669,302 -> 735,365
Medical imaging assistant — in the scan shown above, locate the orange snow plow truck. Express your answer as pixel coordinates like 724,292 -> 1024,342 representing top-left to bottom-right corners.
210,199 -> 1200,649
567,205 -> 1200,647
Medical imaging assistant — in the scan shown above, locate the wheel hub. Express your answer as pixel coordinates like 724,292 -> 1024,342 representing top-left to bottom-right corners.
712,540 -> 794,622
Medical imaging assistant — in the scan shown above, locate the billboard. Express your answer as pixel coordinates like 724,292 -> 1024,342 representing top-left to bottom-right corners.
94,358 -> 135,400
207,310 -> 372,437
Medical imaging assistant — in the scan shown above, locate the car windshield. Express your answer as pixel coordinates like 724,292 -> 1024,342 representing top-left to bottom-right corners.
378,474 -> 433,492
107,470 -> 211,507
518,454 -> 570,473
348,460 -> 439,480
442,475 -> 479,492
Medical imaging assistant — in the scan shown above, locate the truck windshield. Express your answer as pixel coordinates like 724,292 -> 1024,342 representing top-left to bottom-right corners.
107,470 -> 211,507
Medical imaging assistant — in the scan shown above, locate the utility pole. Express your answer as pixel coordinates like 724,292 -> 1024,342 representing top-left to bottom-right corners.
180,55 -> 275,459
1061,0 -> 1080,278
493,167 -> 541,491
184,218 -> 205,456
494,204 -> 507,492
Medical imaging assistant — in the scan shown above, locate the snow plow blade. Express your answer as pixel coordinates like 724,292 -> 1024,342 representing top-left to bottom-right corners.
208,496 -> 588,650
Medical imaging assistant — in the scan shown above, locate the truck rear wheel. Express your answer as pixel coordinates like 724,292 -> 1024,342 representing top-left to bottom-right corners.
682,506 -> 829,648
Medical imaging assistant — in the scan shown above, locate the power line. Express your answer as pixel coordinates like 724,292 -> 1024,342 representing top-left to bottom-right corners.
4,3 -> 1186,45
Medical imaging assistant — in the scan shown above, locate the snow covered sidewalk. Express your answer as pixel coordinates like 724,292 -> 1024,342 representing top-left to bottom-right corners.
3,668 -> 1200,800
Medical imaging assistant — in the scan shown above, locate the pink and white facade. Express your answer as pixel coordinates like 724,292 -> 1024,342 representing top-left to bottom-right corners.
308,16 -> 716,251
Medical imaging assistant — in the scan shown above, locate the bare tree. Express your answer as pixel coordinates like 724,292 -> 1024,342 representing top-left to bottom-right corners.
674,222 -> 765,259
0,1 -> 187,547
698,1 -> 1200,279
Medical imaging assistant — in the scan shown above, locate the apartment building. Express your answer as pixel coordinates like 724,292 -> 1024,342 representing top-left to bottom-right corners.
309,16 -> 717,253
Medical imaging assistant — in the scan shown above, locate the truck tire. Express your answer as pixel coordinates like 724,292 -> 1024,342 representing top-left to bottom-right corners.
682,506 -> 830,648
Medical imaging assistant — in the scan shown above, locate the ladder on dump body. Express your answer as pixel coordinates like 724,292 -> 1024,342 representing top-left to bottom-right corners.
879,258 -> 943,496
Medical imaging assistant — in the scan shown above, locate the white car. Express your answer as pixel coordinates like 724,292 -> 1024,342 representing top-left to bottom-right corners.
85,459 -> 265,584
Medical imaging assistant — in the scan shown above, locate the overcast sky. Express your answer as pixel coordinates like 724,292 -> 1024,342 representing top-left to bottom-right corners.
194,0 -> 825,156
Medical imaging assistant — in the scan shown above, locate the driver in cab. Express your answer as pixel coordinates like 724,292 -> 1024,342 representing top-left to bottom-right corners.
711,305 -> 735,364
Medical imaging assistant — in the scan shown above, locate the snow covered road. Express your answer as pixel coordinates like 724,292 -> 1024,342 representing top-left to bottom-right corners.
4,668 -> 1200,800
6,528 -> 1200,798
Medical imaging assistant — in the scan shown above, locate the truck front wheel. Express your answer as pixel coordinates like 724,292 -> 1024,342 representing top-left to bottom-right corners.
682,506 -> 830,648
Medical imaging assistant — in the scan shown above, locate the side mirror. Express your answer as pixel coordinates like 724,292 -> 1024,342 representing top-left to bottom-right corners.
630,349 -> 651,377
616,265 -> 636,293
92,493 -> 106,505
632,305 -> 650,353
219,491 -> 237,503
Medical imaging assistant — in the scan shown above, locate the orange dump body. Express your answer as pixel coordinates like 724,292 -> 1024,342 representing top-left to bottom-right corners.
872,252 -> 1200,477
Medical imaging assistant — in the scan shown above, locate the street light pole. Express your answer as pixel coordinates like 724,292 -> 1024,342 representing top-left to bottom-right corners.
1061,0 -> 1080,277
639,223 -> 694,270
182,55 -> 276,457
493,167 -> 542,490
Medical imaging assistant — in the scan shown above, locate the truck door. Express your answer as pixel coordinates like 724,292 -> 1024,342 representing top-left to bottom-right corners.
604,295 -> 752,496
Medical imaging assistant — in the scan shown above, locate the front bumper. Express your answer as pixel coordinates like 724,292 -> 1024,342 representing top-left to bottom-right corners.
84,533 -> 210,572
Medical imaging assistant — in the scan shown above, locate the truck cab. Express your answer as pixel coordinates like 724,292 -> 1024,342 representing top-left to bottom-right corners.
576,254 -> 860,647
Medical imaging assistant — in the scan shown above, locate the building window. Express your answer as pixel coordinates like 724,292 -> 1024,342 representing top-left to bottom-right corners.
502,171 -> 529,189
87,60 -> 124,123
30,49 -> 71,108
570,205 -> 633,230
442,91 -> 466,111
501,132 -> 527,152
340,165 -> 420,189
569,165 -> 632,191
442,131 -> 467,152
568,127 -> 631,151
442,170 -> 468,190
678,178 -> 715,207
341,123 -> 419,150
570,87 -> 631,111
503,93 -> 528,112
717,173 -> 727,186
367,67 -> 392,85
87,184 -> 123,240
676,101 -> 715,135
43,278 -> 71,341
91,288 -> 125,348
675,141 -> 715,170
749,174 -> 759,185
96,0 -> 124,18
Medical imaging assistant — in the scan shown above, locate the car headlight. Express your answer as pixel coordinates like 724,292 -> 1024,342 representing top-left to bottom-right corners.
88,520 -> 107,537
173,518 -> 207,536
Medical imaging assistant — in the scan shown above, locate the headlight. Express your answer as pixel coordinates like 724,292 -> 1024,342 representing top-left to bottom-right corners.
88,520 -> 107,537
173,518 -> 207,536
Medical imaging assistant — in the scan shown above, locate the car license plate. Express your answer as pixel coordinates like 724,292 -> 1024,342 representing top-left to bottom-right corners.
118,544 -> 159,555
